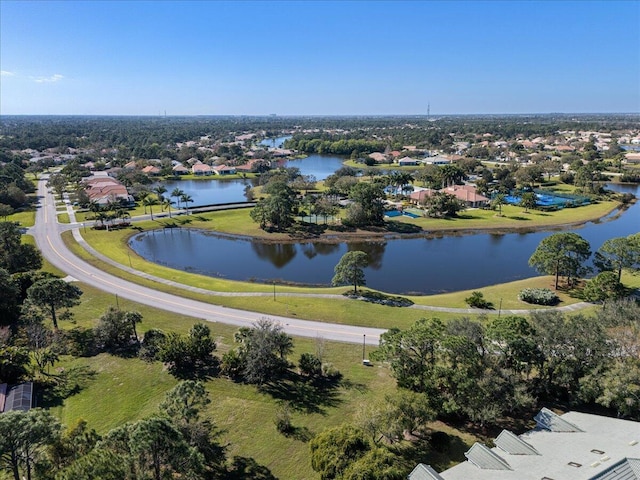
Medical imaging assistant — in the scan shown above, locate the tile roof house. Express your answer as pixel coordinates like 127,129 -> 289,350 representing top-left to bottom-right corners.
192,162 -> 213,176
414,409 -> 640,480
368,152 -> 388,163
212,164 -> 237,175
172,164 -> 189,175
84,176 -> 134,206
409,189 -> 437,204
440,185 -> 489,208
141,165 -> 161,176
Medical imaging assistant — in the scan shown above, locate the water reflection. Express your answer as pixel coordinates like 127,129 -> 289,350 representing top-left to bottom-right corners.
349,242 -> 387,270
251,242 -> 297,269
129,184 -> 639,294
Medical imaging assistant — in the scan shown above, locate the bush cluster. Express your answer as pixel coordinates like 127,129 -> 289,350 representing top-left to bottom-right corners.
518,288 -> 559,305
464,291 -> 494,309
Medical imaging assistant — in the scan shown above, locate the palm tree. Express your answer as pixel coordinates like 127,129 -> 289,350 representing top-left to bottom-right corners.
180,193 -> 193,215
491,193 -> 507,216
115,208 -> 131,226
162,198 -> 174,218
153,185 -> 167,207
143,195 -> 160,220
171,188 -> 185,210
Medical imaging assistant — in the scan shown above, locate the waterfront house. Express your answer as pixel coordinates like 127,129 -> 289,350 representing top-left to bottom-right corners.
192,162 -> 213,176
368,152 -> 387,163
172,164 -> 189,175
213,164 -> 237,175
398,156 -> 420,166
141,165 -> 161,176
441,185 -> 489,208
84,176 -> 135,206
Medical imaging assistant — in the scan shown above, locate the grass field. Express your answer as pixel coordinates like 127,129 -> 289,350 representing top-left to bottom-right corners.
47,283 -> 473,480
6,208 -> 36,227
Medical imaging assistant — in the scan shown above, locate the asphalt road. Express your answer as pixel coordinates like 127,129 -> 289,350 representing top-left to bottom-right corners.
32,177 -> 385,346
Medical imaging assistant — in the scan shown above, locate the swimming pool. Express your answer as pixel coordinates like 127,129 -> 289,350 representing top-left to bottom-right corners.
385,210 -> 420,218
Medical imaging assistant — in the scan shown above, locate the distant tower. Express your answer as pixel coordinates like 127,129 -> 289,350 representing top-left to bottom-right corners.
427,102 -> 430,120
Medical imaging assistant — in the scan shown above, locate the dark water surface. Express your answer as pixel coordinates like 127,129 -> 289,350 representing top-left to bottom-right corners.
129,184 -> 639,295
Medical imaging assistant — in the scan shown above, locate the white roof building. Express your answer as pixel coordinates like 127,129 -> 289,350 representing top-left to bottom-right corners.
411,409 -> 640,480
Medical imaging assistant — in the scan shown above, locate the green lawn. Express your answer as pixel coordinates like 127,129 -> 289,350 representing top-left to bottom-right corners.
62,225 -> 591,332
6,209 -> 36,227
48,283 -> 471,480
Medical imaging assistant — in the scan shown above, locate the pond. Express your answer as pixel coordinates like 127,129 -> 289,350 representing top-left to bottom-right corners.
162,178 -> 256,207
129,184 -> 640,295
163,154 -> 345,206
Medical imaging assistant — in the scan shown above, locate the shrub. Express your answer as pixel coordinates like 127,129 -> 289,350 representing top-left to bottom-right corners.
299,353 -> 322,377
275,403 -> 294,435
138,329 -> 166,362
465,291 -> 494,309
518,288 -> 559,305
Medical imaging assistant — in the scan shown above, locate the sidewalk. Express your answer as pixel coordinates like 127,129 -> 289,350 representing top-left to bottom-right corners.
63,198 -> 593,314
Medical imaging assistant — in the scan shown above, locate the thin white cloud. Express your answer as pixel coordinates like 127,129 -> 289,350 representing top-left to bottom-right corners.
33,74 -> 64,83
1,70 -> 16,77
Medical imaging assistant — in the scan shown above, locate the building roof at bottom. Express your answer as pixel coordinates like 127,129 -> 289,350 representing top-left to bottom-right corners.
3,382 -> 33,412
439,412 -> 640,480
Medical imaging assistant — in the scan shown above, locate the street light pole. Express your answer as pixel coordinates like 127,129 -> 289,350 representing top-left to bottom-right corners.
273,281 -> 276,301
362,334 -> 366,360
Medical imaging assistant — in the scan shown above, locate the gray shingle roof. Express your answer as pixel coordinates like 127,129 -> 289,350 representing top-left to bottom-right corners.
495,429 -> 541,455
408,463 -> 446,480
465,443 -> 512,470
535,407 -> 584,432
589,458 -> 640,480
4,382 -> 33,412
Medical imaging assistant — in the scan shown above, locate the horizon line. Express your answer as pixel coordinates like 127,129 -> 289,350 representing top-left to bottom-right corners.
1,112 -> 639,118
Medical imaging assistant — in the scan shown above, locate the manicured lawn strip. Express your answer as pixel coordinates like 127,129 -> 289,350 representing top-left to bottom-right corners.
416,276 -> 579,310
74,211 -> 589,311
57,212 -> 70,223
384,200 -> 619,231
62,229 -> 586,332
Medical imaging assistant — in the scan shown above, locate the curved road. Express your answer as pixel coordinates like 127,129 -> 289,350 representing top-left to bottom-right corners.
32,178 -> 385,345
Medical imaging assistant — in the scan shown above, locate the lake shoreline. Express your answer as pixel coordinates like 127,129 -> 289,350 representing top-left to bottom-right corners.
151,199 -> 630,245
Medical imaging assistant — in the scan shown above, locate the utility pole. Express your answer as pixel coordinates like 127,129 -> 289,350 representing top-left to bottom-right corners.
362,334 -> 366,360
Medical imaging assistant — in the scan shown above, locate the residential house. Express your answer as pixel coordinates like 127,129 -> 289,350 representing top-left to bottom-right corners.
192,162 -> 213,176
212,164 -> 237,175
398,156 -> 420,166
141,165 -> 161,176
368,152 -> 387,163
625,152 -> 640,164
172,164 -> 189,175
425,156 -> 452,165
409,188 -> 436,205
440,185 -> 489,208
84,176 -> 134,206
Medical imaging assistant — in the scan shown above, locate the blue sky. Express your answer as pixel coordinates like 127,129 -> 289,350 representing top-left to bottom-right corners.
1,1 -> 638,115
